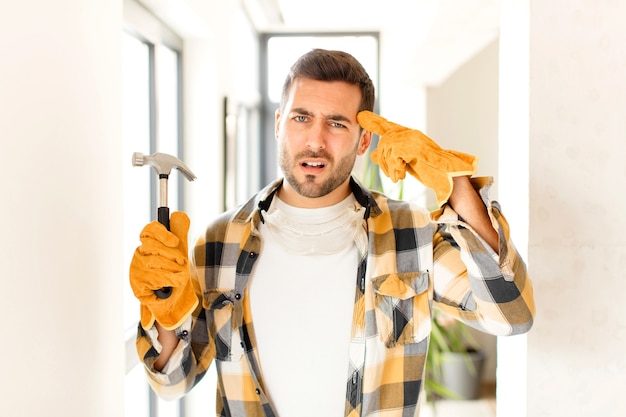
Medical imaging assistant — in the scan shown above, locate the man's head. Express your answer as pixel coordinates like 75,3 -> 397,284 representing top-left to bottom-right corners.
275,49 -> 375,208
280,49 -> 375,115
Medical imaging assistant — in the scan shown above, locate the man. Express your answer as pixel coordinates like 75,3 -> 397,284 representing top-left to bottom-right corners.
130,49 -> 535,417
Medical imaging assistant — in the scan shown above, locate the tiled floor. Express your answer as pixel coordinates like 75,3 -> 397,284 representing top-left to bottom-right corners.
421,399 -> 495,417
420,383 -> 496,417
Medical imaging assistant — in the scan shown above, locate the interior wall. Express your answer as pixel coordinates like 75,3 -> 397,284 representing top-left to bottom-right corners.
177,0 -> 261,239
496,3 -> 530,415
427,39 -> 500,182
425,39 -> 500,384
136,0 -> 261,237
0,1 -> 125,416
525,1 -> 626,416
0,1 -> 256,415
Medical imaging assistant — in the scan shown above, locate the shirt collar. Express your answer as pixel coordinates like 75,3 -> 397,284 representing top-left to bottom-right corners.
231,176 -> 382,226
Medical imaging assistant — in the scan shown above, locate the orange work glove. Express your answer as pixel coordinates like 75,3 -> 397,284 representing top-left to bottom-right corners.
357,110 -> 478,207
129,211 -> 199,330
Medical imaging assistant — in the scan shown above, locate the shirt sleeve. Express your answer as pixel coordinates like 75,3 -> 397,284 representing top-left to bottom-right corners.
135,316 -> 200,401
134,228 -> 220,400
430,176 -> 535,336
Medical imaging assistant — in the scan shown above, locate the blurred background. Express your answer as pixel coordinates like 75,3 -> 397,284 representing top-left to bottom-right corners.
1,1 -> 625,416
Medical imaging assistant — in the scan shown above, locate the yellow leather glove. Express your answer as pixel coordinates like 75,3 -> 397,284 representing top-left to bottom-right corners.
357,110 -> 478,207
129,211 -> 199,330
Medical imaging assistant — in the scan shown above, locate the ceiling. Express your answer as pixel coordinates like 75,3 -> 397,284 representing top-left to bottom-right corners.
247,0 -> 502,85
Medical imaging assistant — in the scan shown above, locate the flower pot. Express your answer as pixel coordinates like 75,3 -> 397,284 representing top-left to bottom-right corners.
440,350 -> 486,400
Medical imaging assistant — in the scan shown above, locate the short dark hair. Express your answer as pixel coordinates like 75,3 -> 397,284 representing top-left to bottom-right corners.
280,49 -> 375,113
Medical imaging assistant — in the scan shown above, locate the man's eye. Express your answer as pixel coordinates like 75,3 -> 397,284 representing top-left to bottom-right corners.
294,115 -> 307,122
330,121 -> 346,128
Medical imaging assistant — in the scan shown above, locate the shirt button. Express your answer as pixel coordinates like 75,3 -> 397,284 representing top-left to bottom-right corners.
255,388 -> 260,395
235,293 -> 241,300
180,330 -> 189,337
249,252 -> 256,258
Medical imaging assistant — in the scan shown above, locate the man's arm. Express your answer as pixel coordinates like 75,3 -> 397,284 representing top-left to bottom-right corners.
447,176 -> 499,253
153,323 -> 181,371
432,176 -> 535,336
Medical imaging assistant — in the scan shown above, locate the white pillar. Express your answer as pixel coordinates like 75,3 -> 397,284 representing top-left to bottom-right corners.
497,1 -> 530,417
0,1 -> 125,416
525,1 -> 626,416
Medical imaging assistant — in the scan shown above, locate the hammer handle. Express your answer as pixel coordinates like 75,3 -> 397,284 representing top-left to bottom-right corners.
155,206 -> 173,299
158,206 -> 170,231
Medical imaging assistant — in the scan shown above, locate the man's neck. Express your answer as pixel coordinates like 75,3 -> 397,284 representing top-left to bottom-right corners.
277,178 -> 352,208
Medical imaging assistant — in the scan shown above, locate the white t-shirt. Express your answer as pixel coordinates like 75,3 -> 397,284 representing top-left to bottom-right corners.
249,195 -> 365,416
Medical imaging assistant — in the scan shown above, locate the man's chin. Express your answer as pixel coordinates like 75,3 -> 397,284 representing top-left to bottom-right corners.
296,185 -> 327,199
283,170 -> 349,200
290,177 -> 329,199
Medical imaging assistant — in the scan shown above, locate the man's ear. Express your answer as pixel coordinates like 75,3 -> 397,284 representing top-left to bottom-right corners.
357,130 -> 372,156
274,109 -> 281,140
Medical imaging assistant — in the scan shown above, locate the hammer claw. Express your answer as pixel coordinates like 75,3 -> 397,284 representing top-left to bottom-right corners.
132,152 -> 197,181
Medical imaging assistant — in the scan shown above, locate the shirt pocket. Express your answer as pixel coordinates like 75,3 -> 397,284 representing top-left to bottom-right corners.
371,270 -> 432,348
203,288 -> 245,361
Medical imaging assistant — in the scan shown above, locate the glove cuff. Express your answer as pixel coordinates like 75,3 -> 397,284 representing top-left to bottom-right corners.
139,279 -> 199,331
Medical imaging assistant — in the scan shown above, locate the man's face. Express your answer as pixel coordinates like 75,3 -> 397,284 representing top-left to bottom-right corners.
275,77 -> 371,208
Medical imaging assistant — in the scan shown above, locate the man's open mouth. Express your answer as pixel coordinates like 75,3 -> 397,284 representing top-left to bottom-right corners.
302,161 -> 325,168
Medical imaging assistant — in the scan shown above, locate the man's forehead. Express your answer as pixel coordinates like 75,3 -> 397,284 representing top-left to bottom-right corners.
290,76 -> 359,92
286,78 -> 361,116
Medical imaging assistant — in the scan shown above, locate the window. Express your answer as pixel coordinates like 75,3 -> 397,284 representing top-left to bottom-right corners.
258,33 -> 380,185
122,1 -> 184,415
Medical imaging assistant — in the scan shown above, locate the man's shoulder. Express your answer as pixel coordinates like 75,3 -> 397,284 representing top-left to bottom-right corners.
371,191 -> 429,214
199,179 -> 283,242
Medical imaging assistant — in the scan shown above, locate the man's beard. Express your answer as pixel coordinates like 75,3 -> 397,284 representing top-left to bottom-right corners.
280,148 -> 357,199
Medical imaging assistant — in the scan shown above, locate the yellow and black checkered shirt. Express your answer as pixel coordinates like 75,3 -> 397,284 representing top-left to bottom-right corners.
137,177 -> 535,416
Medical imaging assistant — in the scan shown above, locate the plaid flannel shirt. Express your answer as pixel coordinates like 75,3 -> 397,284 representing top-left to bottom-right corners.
136,176 -> 535,416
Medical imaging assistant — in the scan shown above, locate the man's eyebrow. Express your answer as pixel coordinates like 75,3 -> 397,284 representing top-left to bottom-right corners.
325,113 -> 352,123
290,108 -> 353,124
290,107 -> 314,116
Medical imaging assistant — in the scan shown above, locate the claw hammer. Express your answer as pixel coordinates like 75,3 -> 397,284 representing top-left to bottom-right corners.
132,152 -> 197,299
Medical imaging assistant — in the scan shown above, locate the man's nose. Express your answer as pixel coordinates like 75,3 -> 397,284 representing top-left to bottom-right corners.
305,121 -> 326,149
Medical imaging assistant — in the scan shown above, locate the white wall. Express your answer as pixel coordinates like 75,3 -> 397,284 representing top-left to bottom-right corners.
0,1 -> 125,416
0,1 -> 257,415
422,4 -> 626,416
148,0 -> 261,239
426,38 -> 501,384
525,1 -> 626,416
497,2 -> 530,416
427,39 -> 500,182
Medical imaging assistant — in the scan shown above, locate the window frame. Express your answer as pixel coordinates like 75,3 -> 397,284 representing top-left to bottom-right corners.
258,32 -> 380,186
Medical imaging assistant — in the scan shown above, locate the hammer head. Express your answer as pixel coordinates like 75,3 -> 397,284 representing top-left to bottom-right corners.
132,152 -> 196,181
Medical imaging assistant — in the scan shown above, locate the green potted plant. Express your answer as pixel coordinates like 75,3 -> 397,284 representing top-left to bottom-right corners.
424,311 -> 486,402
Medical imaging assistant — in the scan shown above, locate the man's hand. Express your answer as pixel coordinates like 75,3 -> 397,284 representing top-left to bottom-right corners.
129,211 -> 198,330
357,110 -> 478,207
